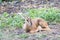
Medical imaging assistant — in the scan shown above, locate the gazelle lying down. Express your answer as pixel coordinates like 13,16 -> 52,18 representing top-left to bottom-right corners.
23,17 -> 51,33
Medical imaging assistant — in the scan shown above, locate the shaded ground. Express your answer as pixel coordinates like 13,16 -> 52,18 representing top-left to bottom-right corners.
0,23 -> 60,40
0,1 -> 60,14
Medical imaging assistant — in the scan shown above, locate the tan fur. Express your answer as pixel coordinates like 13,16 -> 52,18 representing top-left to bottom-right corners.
23,18 -> 51,33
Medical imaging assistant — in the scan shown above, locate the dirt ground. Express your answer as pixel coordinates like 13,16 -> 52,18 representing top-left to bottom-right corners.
0,23 -> 60,40
0,0 -> 60,40
0,1 -> 60,14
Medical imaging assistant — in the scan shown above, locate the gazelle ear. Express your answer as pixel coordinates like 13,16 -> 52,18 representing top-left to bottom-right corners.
24,16 -> 30,21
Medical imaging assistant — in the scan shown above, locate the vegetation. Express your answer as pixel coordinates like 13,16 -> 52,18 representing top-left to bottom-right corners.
0,0 -> 2,3
19,34 -> 29,38
0,8 -> 60,28
0,12 -> 24,28
28,8 -> 60,23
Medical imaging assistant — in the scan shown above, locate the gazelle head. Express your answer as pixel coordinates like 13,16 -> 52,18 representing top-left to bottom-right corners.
18,12 -> 32,26
25,17 -> 32,26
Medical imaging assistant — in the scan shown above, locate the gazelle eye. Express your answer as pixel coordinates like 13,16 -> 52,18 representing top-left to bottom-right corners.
27,20 -> 28,21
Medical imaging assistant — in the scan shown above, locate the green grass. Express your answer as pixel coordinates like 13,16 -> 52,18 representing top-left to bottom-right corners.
28,8 -> 60,22
19,34 -> 29,38
0,12 -> 24,28
36,34 -> 47,39
0,8 -> 60,28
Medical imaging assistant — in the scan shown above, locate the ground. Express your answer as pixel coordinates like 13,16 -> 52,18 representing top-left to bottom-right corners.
0,0 -> 60,40
0,23 -> 60,40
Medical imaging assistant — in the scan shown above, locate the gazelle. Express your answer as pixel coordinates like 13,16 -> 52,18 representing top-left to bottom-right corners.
18,12 -> 51,33
23,17 -> 51,33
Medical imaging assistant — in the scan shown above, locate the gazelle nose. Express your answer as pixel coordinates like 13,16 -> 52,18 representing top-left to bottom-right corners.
26,29 -> 30,33
37,30 -> 40,32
